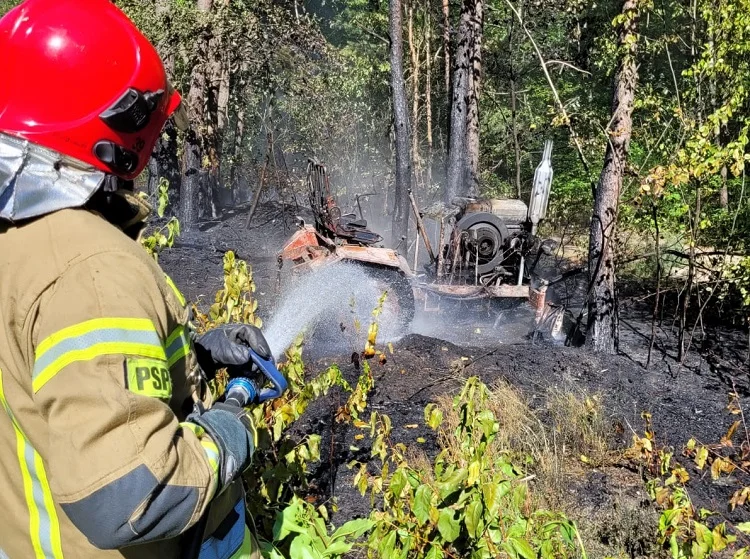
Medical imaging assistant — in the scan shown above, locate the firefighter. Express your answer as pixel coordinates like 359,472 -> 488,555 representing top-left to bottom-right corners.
0,0 -> 269,557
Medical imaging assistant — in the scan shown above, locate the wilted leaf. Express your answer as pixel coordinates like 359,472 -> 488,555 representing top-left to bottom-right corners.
695,446 -> 709,470
722,421 -> 741,446
711,457 -> 735,480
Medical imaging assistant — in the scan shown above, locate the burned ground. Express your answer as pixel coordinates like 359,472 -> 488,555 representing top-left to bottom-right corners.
159,204 -> 750,555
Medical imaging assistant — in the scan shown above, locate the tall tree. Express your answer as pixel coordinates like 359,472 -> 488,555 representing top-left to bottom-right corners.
586,0 -> 641,353
464,0 -> 483,197
442,0 -> 450,94
390,0 -> 412,245
445,0 -> 481,203
180,0 -> 213,228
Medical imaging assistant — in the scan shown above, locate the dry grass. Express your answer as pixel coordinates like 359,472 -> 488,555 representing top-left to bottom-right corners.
546,388 -> 612,467
415,380 -> 659,557
430,380 -> 615,504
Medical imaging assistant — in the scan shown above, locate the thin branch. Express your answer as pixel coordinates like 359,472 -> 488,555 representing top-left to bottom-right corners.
502,0 -> 592,177
544,59 -> 592,76
665,44 -> 682,115
355,22 -> 390,45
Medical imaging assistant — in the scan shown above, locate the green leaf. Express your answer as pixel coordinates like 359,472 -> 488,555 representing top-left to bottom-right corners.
389,468 -> 407,498
290,534 -> 322,559
331,518 -> 374,540
425,544 -> 444,559
323,540 -> 352,556
273,499 -> 305,541
425,403 -> 444,430
737,522 -> 750,534
436,467 -> 467,499
259,541 -> 285,559
468,460 -> 481,485
437,509 -> 461,543
465,498 -> 483,539
378,529 -> 397,557
508,537 -> 536,559
413,484 -> 433,526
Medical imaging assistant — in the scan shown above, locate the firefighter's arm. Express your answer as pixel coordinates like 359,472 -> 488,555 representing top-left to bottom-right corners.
30,251 -> 253,549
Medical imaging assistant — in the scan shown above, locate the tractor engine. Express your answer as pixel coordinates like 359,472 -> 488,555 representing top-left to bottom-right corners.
442,140 -> 553,288
446,199 -> 536,286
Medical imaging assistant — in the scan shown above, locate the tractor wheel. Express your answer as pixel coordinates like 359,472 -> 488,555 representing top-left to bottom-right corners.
362,264 -> 415,329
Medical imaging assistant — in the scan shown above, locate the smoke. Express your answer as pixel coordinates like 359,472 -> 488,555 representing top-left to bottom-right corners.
264,262 -> 406,359
409,297 -> 537,348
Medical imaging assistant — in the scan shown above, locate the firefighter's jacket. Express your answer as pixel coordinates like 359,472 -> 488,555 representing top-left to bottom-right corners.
0,208 -> 259,558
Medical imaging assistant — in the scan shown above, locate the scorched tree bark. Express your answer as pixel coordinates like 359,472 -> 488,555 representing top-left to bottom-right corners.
390,0 -> 412,246
586,0 -> 640,353
180,0 -> 213,228
445,0 -> 482,203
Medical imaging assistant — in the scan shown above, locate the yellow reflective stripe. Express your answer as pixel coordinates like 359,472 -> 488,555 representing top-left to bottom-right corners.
35,452 -> 64,558
0,368 -> 63,559
182,422 -> 203,437
166,325 -> 190,368
181,423 -> 219,497
36,317 -> 156,358
16,417 -> 42,557
33,318 -> 166,393
165,274 -> 187,306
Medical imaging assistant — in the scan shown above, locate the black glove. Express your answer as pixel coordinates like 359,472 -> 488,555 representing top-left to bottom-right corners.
187,401 -> 255,490
193,323 -> 272,378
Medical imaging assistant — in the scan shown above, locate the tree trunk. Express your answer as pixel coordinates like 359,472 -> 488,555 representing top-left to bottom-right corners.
408,2 -> 420,179
180,0 -> 213,228
464,0 -> 483,198
425,1 -> 433,187
204,4 -> 224,218
586,0 -> 640,354
152,0 -> 180,203
442,0 -> 450,94
445,0 -> 475,203
390,0 -> 412,246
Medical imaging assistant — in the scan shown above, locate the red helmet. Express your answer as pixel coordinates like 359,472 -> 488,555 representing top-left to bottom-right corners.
0,0 -> 186,180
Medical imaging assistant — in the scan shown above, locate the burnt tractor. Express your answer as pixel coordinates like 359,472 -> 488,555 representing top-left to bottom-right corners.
278,159 -> 415,326
410,140 -> 555,317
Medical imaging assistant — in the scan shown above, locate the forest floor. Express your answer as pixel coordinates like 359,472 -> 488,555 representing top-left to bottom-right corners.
159,203 -> 750,558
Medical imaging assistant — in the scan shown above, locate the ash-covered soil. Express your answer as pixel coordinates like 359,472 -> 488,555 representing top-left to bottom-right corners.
159,203 -> 750,549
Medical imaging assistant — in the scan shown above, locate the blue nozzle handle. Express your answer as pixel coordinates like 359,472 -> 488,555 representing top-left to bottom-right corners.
249,349 -> 288,403
225,350 -> 288,406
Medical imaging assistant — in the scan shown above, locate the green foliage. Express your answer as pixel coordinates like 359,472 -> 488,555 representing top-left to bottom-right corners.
140,179 -> 181,262
190,250 -> 262,329
194,252 -> 382,552
0,0 -> 19,17
262,496 -> 373,559
351,377 -> 583,559
627,411 -> 750,558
